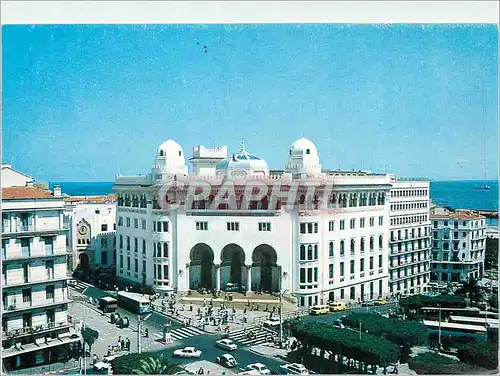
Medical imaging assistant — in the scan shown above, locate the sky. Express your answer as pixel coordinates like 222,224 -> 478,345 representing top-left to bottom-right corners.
2,24 -> 498,182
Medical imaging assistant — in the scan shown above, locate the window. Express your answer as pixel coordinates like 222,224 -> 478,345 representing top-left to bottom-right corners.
46,285 -> 54,300
163,243 -> 168,257
370,256 -> 374,270
369,217 -> 375,227
227,222 -> 240,231
350,239 -> 355,254
329,264 -> 334,279
444,221 -> 448,226
378,255 -> 383,268
300,268 -> 305,283
22,288 -> 31,303
360,258 -> 365,272
329,242 -> 334,257
379,235 -> 383,249
162,221 -> 169,232
141,219 -> 146,230
307,245 -> 313,260
134,259 -> 138,273
340,262 -> 345,276
153,222 -> 156,231
127,257 -> 130,271
120,255 -> 123,268
300,223 -> 306,234
360,238 -> 365,253
118,217 -> 123,226
101,251 -> 108,265
360,218 -> 365,228
163,265 -> 169,280
126,217 -> 130,227
433,221 -> 437,228
119,235 -> 123,249
370,236 -> 374,251
340,240 -> 345,256
300,245 -> 306,261
101,224 -> 108,232
314,223 -> 318,233
340,220 -> 345,230
113,223 -> 116,230
258,222 -> 271,232
196,221 -> 208,231
329,221 -> 335,231
378,216 -> 384,226
126,236 -> 130,251
350,260 -> 355,274
350,219 -> 355,229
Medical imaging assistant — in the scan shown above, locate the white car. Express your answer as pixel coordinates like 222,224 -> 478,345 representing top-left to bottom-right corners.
173,347 -> 202,358
238,370 -> 262,376
93,355 -> 117,371
215,338 -> 238,351
244,363 -> 271,375
263,318 -> 280,328
279,363 -> 309,375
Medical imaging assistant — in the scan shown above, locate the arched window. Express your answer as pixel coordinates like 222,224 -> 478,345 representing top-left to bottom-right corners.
178,151 -> 182,156
379,235 -> 383,249
134,237 -> 138,252
329,241 -> 334,257
126,236 -> 130,250
157,242 -> 162,257
300,245 -> 306,260
350,239 -> 355,254
163,243 -> 168,257
370,236 -> 374,251
299,195 -> 305,205
119,235 -> 123,249
159,150 -> 164,156
306,149 -> 310,155
142,239 -> 146,253
314,245 -> 318,259
360,238 -> 365,253
307,245 -> 313,260
340,240 -> 345,255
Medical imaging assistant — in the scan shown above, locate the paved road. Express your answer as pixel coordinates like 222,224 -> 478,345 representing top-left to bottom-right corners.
298,303 -> 397,326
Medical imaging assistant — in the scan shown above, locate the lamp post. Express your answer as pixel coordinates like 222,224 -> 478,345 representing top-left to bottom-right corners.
438,303 -> 442,352
279,288 -> 290,349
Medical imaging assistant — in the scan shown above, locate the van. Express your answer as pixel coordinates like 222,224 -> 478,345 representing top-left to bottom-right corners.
98,296 -> 118,313
329,301 -> 347,312
309,304 -> 329,315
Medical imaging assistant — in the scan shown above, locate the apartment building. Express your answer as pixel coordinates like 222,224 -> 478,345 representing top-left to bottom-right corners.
1,167 -> 80,371
430,207 -> 486,283
388,179 -> 432,296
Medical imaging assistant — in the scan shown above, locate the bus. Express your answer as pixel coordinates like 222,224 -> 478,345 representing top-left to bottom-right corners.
420,306 -> 482,321
423,320 -> 487,341
117,291 -> 151,314
448,315 -> 499,328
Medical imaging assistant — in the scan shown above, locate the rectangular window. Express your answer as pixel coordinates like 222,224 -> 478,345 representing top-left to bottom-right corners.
350,260 -> 355,274
370,256 -> 374,270
258,222 -> 271,231
340,262 -> 344,277
142,260 -> 146,274
163,265 -> 169,280
22,288 -> 31,303
127,257 -> 130,271
360,258 -> 365,272
101,224 -> 108,231
329,242 -> 334,257
360,218 -> 365,228
369,217 -> 375,227
314,223 -> 318,233
313,267 -> 318,282
329,264 -> 334,278
196,221 -> 208,231
120,255 -> 123,268
340,220 -> 345,230
300,223 -> 306,234
118,217 -> 123,226
157,265 -> 161,279
134,259 -> 138,273
45,285 -> 55,300
126,217 -> 130,227
329,221 -> 335,231
307,268 -> 312,283
378,255 -> 383,268
300,268 -> 305,283
227,222 -> 240,231
378,216 -> 384,226
307,223 -> 313,233
350,219 -> 355,229
163,221 -> 169,232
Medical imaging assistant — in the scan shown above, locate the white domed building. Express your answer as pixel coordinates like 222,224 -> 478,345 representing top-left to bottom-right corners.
114,137 -> 431,308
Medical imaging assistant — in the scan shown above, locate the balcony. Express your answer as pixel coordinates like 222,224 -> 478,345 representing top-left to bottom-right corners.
2,299 -> 71,315
2,224 -> 68,236
2,321 -> 70,340
3,275 -> 69,289
2,247 -> 68,262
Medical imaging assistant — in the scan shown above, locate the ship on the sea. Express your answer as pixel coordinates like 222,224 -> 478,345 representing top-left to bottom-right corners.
474,184 -> 491,190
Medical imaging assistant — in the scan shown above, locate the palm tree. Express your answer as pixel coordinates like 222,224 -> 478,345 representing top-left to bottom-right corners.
132,357 -> 186,375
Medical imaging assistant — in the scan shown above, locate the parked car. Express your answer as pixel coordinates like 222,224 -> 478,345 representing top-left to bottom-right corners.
224,283 -> 246,292
328,301 -> 347,312
263,318 -> 281,328
309,305 -> 329,315
173,347 -> 202,358
216,354 -> 238,368
279,363 -> 309,375
375,298 -> 387,305
332,319 -> 344,329
215,338 -> 238,351
242,363 -> 271,375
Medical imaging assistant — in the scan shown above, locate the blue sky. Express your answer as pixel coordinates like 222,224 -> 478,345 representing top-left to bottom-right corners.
2,24 -> 498,182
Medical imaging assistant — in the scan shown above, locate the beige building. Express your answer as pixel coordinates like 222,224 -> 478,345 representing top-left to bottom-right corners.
1,167 -> 80,372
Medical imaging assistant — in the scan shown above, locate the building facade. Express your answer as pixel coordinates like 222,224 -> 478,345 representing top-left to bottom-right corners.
1,169 -> 80,371
430,207 -> 486,283
388,180 -> 432,296
114,138 -> 394,307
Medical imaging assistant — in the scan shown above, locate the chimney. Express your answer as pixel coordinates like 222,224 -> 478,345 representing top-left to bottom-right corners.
54,185 -> 62,197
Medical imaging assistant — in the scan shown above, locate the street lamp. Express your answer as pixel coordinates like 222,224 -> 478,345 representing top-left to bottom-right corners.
279,289 -> 290,348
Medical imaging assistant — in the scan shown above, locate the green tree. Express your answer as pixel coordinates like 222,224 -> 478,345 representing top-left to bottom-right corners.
455,277 -> 483,303
133,357 -> 186,374
408,352 -> 480,374
81,327 -> 99,354
488,294 -> 498,309
457,341 -> 499,370
485,237 -> 498,269
111,352 -> 186,375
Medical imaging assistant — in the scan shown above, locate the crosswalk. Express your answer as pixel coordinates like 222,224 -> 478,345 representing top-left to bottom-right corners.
70,280 -> 93,294
229,326 -> 274,346
154,326 -> 205,342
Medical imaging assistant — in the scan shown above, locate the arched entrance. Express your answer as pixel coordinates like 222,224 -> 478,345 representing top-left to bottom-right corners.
189,244 -> 215,290
79,252 -> 89,269
221,244 -> 245,287
252,245 -> 279,293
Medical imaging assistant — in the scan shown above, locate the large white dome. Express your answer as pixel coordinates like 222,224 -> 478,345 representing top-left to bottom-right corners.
216,142 -> 269,177
285,137 -> 322,177
157,139 -> 184,158
152,138 -> 188,177
289,137 -> 318,157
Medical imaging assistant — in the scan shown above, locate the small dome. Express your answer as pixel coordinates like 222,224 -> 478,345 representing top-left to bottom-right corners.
157,139 -> 184,158
216,142 -> 269,176
289,137 -> 318,157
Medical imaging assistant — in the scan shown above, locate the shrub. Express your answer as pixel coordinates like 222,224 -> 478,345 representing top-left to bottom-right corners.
457,341 -> 499,370
408,353 -> 474,374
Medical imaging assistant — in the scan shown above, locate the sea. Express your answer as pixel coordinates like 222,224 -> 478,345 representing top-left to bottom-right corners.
49,180 -> 499,226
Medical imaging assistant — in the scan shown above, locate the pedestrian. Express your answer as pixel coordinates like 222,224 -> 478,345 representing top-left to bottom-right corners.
118,336 -> 121,345
198,367 -> 204,375
107,345 -> 111,357
126,338 -> 131,351
190,303 -> 193,312
121,339 -> 125,351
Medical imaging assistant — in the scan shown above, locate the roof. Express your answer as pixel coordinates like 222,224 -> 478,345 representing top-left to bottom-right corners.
430,212 -> 485,220
2,186 -> 55,199
1,164 -> 34,180
64,194 -> 116,204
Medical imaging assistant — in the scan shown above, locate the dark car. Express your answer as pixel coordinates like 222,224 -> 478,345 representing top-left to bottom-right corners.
224,283 -> 245,292
216,354 -> 238,368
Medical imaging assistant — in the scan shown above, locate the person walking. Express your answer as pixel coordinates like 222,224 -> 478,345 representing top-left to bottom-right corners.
121,339 -> 125,351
